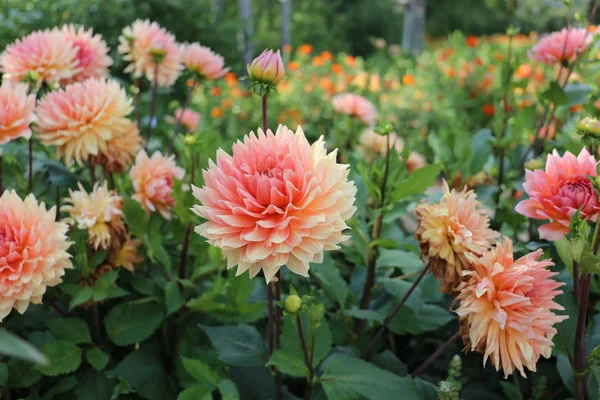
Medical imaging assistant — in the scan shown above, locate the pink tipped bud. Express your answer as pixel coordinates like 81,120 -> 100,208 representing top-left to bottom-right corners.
247,49 -> 285,85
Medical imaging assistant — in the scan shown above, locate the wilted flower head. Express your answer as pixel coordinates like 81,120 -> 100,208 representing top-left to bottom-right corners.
192,125 -> 357,283
332,93 -> 377,126
415,181 -> 499,293
528,27 -> 592,66
456,238 -> 566,377
0,28 -> 79,85
118,19 -> 182,87
0,80 -> 36,145
180,43 -> 228,81
0,191 -> 72,321
130,150 -> 185,219
89,120 -> 142,174
62,182 -> 124,250
247,49 -> 285,86
61,24 -> 113,84
108,235 -> 143,272
35,78 -> 134,166
516,148 -> 600,240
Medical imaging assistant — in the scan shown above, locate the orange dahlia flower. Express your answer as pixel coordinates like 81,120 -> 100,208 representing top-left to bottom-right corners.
0,80 -> 36,145
192,125 -> 357,283
456,238 -> 566,377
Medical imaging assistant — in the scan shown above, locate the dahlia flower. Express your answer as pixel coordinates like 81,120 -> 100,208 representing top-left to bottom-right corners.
0,28 -> 79,85
192,125 -> 357,283
107,235 -> 143,272
332,93 -> 377,126
406,151 -> 426,172
415,181 -> 499,293
90,120 -> 142,173
456,238 -> 566,377
62,182 -> 125,250
358,129 -> 404,160
516,148 -> 600,240
0,191 -> 72,321
35,78 -> 134,166
61,24 -> 113,84
247,49 -> 285,85
180,43 -> 229,81
130,150 -> 185,219
529,27 -> 592,66
168,108 -> 200,132
0,80 -> 36,145
118,19 -> 182,87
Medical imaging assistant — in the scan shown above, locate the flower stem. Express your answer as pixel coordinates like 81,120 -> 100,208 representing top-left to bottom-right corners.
28,138 -> 33,193
363,264 -> 430,359
262,94 -> 268,131
296,314 -> 314,400
168,82 -> 195,154
92,303 -> 101,343
411,332 -> 460,379
355,134 -> 392,336
575,273 -> 591,400
135,77 -> 143,129
178,224 -> 193,279
89,157 -> 96,186
146,63 -> 160,148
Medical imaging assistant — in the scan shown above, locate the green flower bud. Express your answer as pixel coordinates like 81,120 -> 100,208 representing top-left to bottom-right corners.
284,294 -> 302,313
524,158 -> 543,170
577,117 -> 600,137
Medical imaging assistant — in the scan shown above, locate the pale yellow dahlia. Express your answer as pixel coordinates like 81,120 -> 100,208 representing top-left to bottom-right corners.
90,120 -> 142,173
35,78 -> 134,165
415,181 -> 499,293
61,182 -> 125,250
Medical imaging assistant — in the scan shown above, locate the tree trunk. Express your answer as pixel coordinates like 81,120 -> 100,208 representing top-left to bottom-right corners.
402,0 -> 426,55
281,0 -> 292,50
239,0 -> 254,71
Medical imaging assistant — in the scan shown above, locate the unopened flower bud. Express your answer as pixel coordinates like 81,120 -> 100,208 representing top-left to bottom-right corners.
247,49 -> 285,86
23,71 -> 40,86
150,46 -> 167,63
577,117 -> 600,137
524,158 -> 544,170
284,294 -> 302,313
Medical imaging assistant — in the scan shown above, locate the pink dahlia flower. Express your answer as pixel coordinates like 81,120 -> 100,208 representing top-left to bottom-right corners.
192,125 -> 357,283
0,28 -> 79,85
529,27 -> 592,66
118,19 -> 182,87
0,80 -> 36,145
35,78 -> 134,166
130,150 -> 185,219
61,24 -> 113,84
172,108 -> 200,132
247,49 -> 285,85
332,93 -> 377,126
90,120 -> 142,174
456,238 -> 566,377
180,43 -> 229,81
516,148 -> 600,240
0,191 -> 73,321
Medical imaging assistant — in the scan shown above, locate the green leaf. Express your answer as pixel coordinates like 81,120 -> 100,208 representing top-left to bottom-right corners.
69,286 -> 94,310
42,376 -> 79,399
218,379 -> 240,400
0,363 -> 8,387
564,83 -> 593,106
36,340 -> 82,376
146,215 -> 172,272
86,347 -> 110,371
0,328 -> 48,364
7,359 -> 41,388
392,165 -> 440,201
369,238 -> 398,249
165,281 -> 186,315
321,357 -> 422,400
74,369 -> 116,400
181,358 -> 221,387
123,197 -> 148,239
47,318 -> 92,344
500,381 -> 523,400
105,300 -> 164,346
89,250 -> 108,269
382,279 -> 424,311
109,351 -> 175,400
343,308 -> 385,323
200,324 -> 267,367
267,349 -> 308,377
571,239 -> 600,274
555,238 -> 574,273
540,81 -> 568,106
388,304 -> 453,335
376,249 -> 424,274
177,385 -> 213,400
311,254 -> 348,307
470,129 -> 493,176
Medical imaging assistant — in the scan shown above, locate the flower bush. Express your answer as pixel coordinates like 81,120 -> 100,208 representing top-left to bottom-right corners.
1,9 -> 600,400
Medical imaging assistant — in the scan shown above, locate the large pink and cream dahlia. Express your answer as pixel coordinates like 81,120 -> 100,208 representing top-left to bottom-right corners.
61,24 -> 113,84
529,27 -> 592,66
35,78 -> 134,166
0,80 -> 36,145
192,125 -> 357,283
118,19 -> 182,87
332,93 -> 377,126
0,191 -> 72,321
456,238 -> 566,377
0,28 -> 79,85
416,181 -> 499,293
90,120 -> 142,174
130,150 -> 185,219
180,43 -> 229,81
516,148 -> 600,240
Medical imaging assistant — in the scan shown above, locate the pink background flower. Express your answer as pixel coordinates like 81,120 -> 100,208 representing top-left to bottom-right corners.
0,80 -> 36,145
192,125 -> 357,283
529,28 -> 592,66
61,24 -> 113,84
180,43 -> 229,81
516,148 -> 600,240
332,93 -> 377,126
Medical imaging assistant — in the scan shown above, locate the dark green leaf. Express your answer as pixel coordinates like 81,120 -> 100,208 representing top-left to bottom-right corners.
109,351 -> 175,400
7,359 -> 41,388
36,340 -> 82,376
105,300 -> 164,346
392,165 -> 440,201
69,286 -> 94,311
201,324 -> 267,367
181,357 -> 221,386
165,281 -> 186,315
47,318 -> 92,344
540,81 -> 568,106
0,328 -> 48,364
267,349 -> 307,377
177,385 -> 213,400
86,347 -> 110,371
